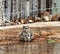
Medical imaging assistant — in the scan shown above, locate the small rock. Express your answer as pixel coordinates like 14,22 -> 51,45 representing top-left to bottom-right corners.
40,31 -> 48,36
33,33 -> 40,37
39,38 -> 46,41
21,19 -> 25,24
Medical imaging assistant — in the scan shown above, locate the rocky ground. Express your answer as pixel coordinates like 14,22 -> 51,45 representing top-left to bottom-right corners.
0,26 -> 60,45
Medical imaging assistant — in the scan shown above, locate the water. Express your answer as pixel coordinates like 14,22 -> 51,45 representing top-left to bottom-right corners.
0,40 -> 60,54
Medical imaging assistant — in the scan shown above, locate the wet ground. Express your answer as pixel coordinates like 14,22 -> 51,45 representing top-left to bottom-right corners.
0,40 -> 60,54
0,26 -> 60,54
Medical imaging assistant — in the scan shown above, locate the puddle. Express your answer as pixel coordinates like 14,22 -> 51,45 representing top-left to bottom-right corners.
0,40 -> 60,54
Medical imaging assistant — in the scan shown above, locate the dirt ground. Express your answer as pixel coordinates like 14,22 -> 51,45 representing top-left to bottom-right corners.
0,26 -> 60,45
